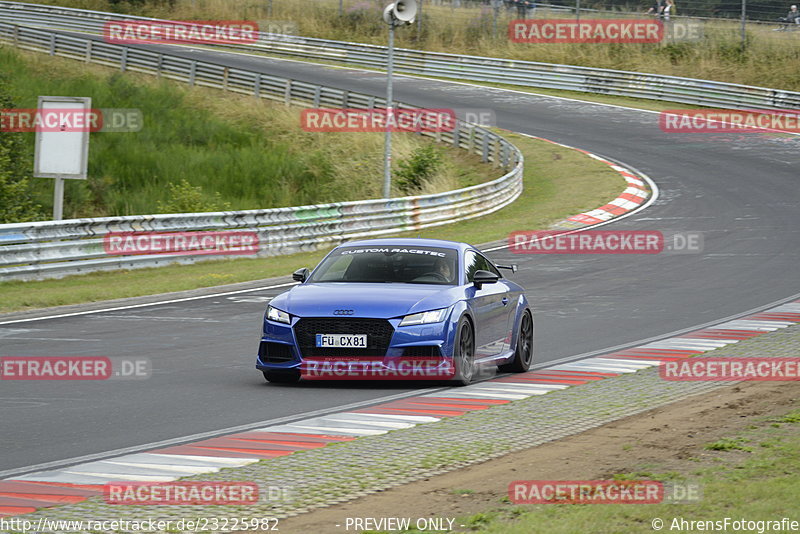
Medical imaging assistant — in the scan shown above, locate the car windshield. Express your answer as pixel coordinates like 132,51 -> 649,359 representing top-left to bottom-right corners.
307,246 -> 458,285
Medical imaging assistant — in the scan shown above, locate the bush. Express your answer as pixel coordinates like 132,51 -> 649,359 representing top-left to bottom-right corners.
157,178 -> 231,213
394,144 -> 443,194
0,73 -> 44,224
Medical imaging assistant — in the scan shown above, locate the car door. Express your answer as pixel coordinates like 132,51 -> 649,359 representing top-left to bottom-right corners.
464,250 -> 513,360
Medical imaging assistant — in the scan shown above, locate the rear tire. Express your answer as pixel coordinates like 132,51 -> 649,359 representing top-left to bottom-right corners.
452,317 -> 476,386
498,309 -> 533,373
263,369 -> 301,384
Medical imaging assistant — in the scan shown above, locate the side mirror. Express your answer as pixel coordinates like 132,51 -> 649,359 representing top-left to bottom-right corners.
292,268 -> 309,282
473,270 -> 499,289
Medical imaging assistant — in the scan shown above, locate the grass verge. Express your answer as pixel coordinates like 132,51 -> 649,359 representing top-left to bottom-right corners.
436,408 -> 800,534
0,133 -> 625,313
1,46 -> 490,219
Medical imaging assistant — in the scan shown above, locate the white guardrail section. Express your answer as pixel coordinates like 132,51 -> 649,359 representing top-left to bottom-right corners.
1,1 -> 799,110
0,23 -> 523,280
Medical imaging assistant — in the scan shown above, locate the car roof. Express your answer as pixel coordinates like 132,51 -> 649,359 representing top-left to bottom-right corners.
337,238 -> 472,253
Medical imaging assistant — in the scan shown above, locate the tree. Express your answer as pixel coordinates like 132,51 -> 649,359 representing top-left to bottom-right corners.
0,74 -> 44,224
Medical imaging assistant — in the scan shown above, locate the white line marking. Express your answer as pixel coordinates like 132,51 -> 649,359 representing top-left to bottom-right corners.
145,454 -> 258,466
433,391 -> 531,399
279,425 -> 387,436
93,461 -> 214,475
321,418 -> 415,429
335,413 -> 440,423
0,282 -> 297,325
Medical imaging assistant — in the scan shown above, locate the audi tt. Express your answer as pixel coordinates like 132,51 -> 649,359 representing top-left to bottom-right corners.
256,238 -> 533,385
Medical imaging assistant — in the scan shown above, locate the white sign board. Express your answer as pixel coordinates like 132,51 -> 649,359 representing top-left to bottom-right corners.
34,96 -> 91,179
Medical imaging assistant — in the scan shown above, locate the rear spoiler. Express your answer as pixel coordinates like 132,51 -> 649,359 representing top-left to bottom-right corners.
496,264 -> 518,274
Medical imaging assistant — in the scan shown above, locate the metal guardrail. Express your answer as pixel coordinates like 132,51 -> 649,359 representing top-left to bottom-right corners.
1,1 -> 799,110
0,22 -> 523,280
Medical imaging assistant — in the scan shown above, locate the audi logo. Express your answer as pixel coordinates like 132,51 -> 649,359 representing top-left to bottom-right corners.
333,309 -> 355,315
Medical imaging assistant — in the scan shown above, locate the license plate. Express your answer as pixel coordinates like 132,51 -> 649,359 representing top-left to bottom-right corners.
315,334 -> 367,348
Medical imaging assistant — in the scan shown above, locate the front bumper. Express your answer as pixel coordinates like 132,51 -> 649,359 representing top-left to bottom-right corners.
256,316 -> 454,378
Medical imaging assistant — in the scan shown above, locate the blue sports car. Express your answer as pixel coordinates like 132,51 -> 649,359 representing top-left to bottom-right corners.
256,238 -> 533,385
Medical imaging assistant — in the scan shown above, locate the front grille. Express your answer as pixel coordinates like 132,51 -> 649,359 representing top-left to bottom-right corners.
259,341 -> 294,363
294,318 -> 394,358
402,346 -> 442,358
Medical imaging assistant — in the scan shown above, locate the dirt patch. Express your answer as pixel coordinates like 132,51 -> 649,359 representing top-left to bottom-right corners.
277,380 -> 800,533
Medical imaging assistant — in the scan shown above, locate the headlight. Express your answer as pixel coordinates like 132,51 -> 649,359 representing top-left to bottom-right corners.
267,305 -> 291,324
399,308 -> 448,326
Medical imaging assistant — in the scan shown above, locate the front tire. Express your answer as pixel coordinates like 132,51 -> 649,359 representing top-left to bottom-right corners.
452,317 -> 476,386
499,309 -> 533,373
263,369 -> 301,384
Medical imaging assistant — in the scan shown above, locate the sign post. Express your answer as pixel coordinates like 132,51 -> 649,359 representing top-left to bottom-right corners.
33,96 -> 91,221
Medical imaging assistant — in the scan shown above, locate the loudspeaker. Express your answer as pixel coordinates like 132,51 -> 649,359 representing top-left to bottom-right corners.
383,0 -> 417,25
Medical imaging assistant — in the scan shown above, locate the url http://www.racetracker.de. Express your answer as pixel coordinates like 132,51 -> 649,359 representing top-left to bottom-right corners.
0,516 -> 280,533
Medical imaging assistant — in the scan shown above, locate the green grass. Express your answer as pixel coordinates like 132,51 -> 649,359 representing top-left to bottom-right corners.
408,130 -> 626,245
1,47 -> 490,220
437,409 -> 800,534
0,132 -> 625,313
704,438 -> 754,452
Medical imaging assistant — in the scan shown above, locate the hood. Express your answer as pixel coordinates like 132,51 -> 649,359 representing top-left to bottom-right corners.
272,283 -> 457,319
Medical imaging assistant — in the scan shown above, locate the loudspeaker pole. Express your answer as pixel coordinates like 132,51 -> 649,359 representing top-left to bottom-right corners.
381,1 -> 416,199
383,21 -> 395,199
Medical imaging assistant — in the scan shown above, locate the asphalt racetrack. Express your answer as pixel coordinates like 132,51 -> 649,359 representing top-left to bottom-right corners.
1,37 -> 798,475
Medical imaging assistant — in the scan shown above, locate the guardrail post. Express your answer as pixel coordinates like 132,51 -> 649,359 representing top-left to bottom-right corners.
49,33 -> 56,55
343,91 -> 349,108
367,95 -> 375,110
284,80 -> 292,106
12,24 -> 19,45
313,86 -> 321,107
222,67 -> 229,91
156,53 -> 163,77
501,142 -> 509,168
452,122 -> 460,148
120,48 -> 128,72
189,60 -> 197,87
85,40 -> 92,62
467,126 -> 476,156
254,73 -> 262,98
481,133 -> 490,163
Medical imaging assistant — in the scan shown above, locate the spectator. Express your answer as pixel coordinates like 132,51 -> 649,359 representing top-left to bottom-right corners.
647,0 -> 664,16
662,0 -> 675,20
789,5 -> 800,24
777,5 -> 800,30
514,0 -> 534,19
